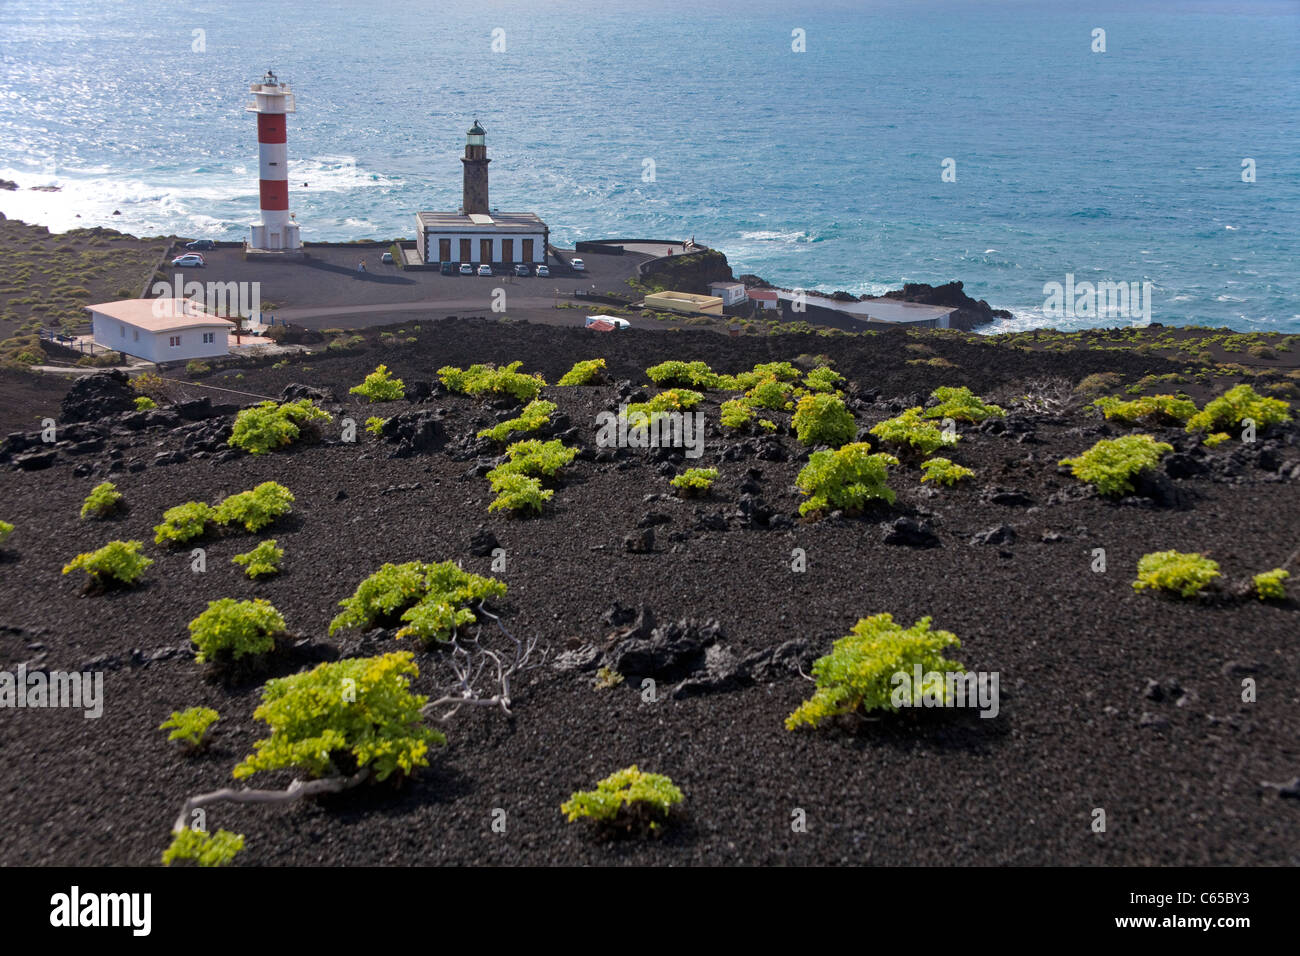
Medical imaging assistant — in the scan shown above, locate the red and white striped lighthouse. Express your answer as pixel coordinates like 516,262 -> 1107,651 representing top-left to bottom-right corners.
246,70 -> 300,251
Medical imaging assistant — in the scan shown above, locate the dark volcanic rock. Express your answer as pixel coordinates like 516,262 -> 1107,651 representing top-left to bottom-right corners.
971,524 -> 1016,546
873,281 -> 1013,332
13,449 -> 56,471
883,516 -> 940,548
281,383 -> 336,403
61,370 -> 135,422
468,526 -> 499,557
672,639 -> 815,698
982,488 -> 1034,507
605,617 -> 722,682
624,527 -> 655,553
380,409 -> 446,457
1132,470 -> 1193,509
173,397 -> 214,421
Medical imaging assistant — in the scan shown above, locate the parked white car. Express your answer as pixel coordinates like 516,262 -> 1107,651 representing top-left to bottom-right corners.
535,264 -> 550,277
477,264 -> 493,276
571,258 -> 585,271
171,254 -> 205,268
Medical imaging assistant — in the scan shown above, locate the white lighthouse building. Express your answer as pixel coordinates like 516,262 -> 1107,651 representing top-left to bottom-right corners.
245,70 -> 301,252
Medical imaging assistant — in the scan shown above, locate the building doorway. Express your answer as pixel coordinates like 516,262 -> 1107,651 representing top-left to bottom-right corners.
459,238 -> 472,263
501,238 -> 513,263
522,238 -> 534,262
439,238 -> 451,263
480,238 -> 493,263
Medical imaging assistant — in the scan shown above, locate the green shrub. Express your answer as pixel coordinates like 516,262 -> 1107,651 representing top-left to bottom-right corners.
1132,551 -> 1221,598
62,540 -> 152,587
232,651 -> 441,782
232,539 -> 283,579
229,398 -> 332,455
795,443 -> 899,517
1093,394 -> 1197,426
785,614 -> 964,730
670,467 -> 718,497
624,388 -> 704,422
1251,568 -> 1289,601
719,398 -> 755,430
186,360 -> 210,376
646,360 -> 719,389
922,386 -> 1005,423
1204,432 -> 1231,448
561,765 -> 684,834
349,364 -> 405,402
162,828 -> 245,867
716,361 -> 802,391
477,399 -> 556,443
329,560 -> 507,644
487,438 -> 578,483
128,370 -> 163,393
742,377 -> 796,411
488,473 -> 553,515
802,365 -> 845,393
133,395 -> 157,411
1059,434 -> 1173,496
365,416 -> 387,437
870,407 -> 958,455
920,457 -> 974,486
188,597 -> 286,664
1186,384 -> 1291,433
791,393 -> 856,447
213,481 -> 294,532
160,706 -> 219,750
154,501 -> 216,545
0,519 -> 12,546
437,361 -> 545,403
80,481 -> 124,519
558,358 -> 607,386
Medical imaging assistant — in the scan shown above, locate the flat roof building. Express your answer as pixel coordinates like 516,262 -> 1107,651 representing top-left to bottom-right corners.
644,290 -> 724,315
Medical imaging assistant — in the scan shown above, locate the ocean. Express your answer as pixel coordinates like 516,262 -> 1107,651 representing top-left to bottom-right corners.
0,0 -> 1296,333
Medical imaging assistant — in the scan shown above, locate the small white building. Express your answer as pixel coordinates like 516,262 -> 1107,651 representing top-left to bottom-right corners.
86,299 -> 234,364
748,289 -> 781,311
709,281 -> 747,306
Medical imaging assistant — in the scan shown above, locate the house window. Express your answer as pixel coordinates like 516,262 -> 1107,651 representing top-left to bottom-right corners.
133,329 -> 139,341
202,332 -> 215,344
169,336 -> 182,348
120,324 -> 125,337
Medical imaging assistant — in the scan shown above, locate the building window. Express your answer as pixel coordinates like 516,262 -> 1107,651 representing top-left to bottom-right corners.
133,329 -> 139,341
169,336 -> 181,348
120,324 -> 125,337
202,332 -> 215,344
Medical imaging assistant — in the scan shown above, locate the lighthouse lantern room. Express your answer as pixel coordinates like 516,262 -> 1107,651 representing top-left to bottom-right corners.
246,70 -> 301,252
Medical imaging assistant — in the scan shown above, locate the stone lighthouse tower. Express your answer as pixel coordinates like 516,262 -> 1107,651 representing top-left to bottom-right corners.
461,119 -> 491,216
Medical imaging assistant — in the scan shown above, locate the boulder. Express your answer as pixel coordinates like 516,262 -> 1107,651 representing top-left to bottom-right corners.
61,370 -> 135,422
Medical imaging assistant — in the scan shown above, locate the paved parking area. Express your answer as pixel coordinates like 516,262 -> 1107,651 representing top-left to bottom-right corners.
159,244 -> 650,322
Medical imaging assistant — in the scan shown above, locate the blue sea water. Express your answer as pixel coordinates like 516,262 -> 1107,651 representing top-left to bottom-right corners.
0,0 -> 1296,333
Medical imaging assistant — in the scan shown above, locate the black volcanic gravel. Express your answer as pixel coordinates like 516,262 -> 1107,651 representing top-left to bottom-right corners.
1,319 -> 1298,866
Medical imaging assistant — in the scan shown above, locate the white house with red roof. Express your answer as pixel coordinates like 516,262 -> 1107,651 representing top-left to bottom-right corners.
747,288 -> 780,311
86,299 -> 234,364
